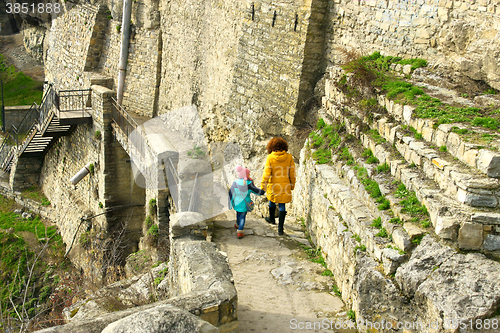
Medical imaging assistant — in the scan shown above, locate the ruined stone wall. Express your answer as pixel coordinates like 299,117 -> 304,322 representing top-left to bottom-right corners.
327,0 -> 500,89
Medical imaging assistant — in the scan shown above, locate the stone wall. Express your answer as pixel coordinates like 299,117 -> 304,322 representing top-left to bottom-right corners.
326,0 -> 500,90
228,0 -> 327,126
96,21 -> 161,117
45,3 -> 99,90
3,106 -> 31,132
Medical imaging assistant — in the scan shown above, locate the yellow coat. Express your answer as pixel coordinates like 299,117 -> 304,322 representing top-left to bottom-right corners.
261,151 -> 296,203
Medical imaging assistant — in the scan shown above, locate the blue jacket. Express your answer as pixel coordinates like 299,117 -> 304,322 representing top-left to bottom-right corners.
229,179 -> 265,212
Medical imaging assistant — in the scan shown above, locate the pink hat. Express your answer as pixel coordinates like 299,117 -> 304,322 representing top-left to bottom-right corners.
235,165 -> 246,179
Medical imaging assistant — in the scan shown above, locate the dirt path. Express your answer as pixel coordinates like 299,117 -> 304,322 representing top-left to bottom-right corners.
213,212 -> 358,333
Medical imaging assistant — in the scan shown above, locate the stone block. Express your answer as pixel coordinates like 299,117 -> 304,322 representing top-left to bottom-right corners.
415,253 -> 500,327
421,126 -> 434,142
395,235 -> 455,297
477,149 -> 500,178
431,158 -> 449,170
457,188 -> 498,208
382,248 -> 405,275
393,103 -> 403,120
392,228 -> 412,252
435,129 -> 448,147
435,216 -> 459,240
458,222 -> 484,250
471,212 -> 500,225
403,105 -> 414,125
483,234 -> 500,251
462,149 -> 479,167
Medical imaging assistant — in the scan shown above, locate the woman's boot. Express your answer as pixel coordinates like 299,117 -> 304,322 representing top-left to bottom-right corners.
265,207 -> 276,224
278,211 -> 287,235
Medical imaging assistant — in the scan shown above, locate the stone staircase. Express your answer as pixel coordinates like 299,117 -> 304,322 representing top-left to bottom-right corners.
293,65 -> 500,330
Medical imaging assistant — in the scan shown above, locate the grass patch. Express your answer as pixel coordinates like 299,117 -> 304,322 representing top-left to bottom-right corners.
302,246 -> 327,267
369,129 -> 386,144
386,244 -> 406,255
0,195 -> 64,322
376,163 -> 390,173
370,217 -> 382,228
375,228 -> 388,238
21,185 -> 50,206
354,245 -> 366,254
332,284 -> 341,297
339,147 -> 354,165
347,309 -> 356,322
0,54 -> 43,106
412,234 -> 425,245
312,149 -> 332,164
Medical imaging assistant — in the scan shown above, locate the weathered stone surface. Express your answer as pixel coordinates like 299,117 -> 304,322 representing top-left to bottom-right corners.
458,222 -> 484,250
382,248 -> 405,275
483,234 -> 500,251
65,263 -> 169,321
355,256 -> 412,325
434,216 -> 459,240
457,188 -> 498,208
478,149 -> 500,178
392,227 -> 412,252
395,236 -> 455,298
471,212 -> 500,225
101,304 -> 218,333
414,253 -> 500,328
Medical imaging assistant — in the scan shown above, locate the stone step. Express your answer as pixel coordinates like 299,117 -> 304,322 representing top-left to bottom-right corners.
302,147 -> 410,276
376,95 -> 500,179
363,121 -> 500,209
323,94 -> 500,256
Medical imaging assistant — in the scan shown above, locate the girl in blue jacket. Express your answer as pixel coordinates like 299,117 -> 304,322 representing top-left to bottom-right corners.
229,165 -> 265,238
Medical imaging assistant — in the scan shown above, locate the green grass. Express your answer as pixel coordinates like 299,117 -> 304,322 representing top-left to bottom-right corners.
376,163 -> 390,173
347,309 -> 356,322
339,147 -> 354,165
369,129 -> 386,144
302,246 -> 327,268
309,120 -> 344,164
331,284 -> 341,297
376,228 -> 388,238
21,185 -> 51,206
389,217 -> 403,225
0,54 -> 43,106
0,195 -> 64,320
370,217 -> 382,228
354,245 -> 366,254
351,233 -> 361,242
312,149 -> 332,164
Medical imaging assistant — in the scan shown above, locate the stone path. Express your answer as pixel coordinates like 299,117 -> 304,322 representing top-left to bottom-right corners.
213,212 -> 358,333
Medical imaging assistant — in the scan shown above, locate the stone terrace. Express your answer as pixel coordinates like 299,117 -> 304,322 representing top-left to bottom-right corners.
292,65 -> 500,330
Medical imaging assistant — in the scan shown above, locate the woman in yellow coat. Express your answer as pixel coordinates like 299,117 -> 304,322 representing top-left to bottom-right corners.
261,137 -> 296,235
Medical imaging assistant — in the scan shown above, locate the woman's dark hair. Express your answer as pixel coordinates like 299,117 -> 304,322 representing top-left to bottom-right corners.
267,137 -> 288,154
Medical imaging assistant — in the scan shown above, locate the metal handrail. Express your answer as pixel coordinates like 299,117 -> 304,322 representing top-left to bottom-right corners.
57,88 -> 92,119
111,97 -> 145,156
188,173 -> 199,212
